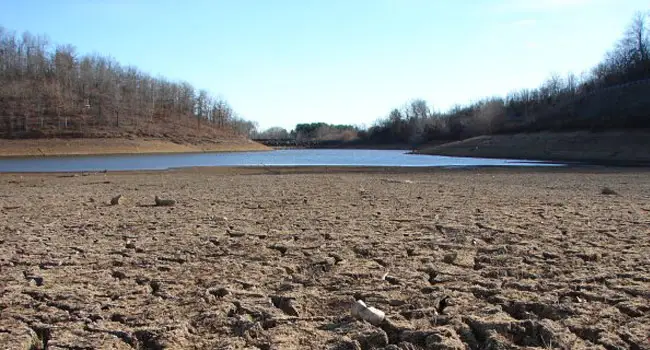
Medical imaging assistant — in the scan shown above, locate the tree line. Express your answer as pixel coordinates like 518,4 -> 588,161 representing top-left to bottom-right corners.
254,12 -> 649,148
361,12 -> 650,146
253,122 -> 359,142
0,26 -> 256,138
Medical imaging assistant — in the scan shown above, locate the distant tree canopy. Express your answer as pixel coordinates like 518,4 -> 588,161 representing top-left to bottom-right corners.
362,11 -> 650,146
294,122 -> 359,141
0,26 -> 255,139
253,126 -> 290,139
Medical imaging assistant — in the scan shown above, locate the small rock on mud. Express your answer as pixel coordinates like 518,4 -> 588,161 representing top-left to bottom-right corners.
110,194 -> 125,205
155,195 -> 176,206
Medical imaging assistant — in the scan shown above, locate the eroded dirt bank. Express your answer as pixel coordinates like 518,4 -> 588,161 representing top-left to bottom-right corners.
0,167 -> 649,349
418,131 -> 650,165
0,138 -> 270,157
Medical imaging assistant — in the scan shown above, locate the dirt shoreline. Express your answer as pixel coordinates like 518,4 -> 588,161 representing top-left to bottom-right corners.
0,138 -> 271,157
1,167 -> 649,349
418,130 -> 650,165
6,165 -> 649,177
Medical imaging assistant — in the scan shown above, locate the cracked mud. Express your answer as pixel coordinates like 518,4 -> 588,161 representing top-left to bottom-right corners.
0,167 -> 649,349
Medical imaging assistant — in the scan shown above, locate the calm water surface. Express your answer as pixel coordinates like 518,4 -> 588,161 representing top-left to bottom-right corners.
0,149 -> 563,173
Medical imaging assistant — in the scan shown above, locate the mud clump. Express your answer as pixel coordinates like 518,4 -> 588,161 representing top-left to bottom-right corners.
154,195 -> 176,206
424,327 -> 465,350
110,194 -> 125,205
601,187 -> 618,195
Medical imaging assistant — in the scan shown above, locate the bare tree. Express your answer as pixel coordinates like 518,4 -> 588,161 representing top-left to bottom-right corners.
620,12 -> 649,64
595,12 -> 650,85
566,73 -> 578,96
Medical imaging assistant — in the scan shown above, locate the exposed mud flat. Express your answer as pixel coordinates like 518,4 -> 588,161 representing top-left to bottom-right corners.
0,167 -> 649,349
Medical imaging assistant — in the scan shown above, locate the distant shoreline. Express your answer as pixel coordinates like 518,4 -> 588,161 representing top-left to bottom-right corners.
266,144 -> 412,151
416,130 -> 650,166
0,138 -> 271,158
3,131 -> 650,169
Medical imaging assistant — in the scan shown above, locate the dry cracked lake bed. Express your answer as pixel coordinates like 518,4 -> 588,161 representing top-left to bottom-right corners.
0,167 -> 649,350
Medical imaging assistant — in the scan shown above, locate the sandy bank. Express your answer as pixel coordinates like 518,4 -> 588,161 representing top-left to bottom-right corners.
0,138 -> 271,157
418,130 -> 650,165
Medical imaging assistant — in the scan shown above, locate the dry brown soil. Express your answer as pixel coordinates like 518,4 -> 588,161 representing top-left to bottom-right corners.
0,138 -> 270,157
0,167 -> 649,349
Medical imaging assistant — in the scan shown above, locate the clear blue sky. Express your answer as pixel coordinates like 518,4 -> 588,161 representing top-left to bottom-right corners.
1,0 -> 647,130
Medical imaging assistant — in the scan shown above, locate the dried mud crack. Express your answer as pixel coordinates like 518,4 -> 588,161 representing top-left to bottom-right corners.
0,167 -> 649,349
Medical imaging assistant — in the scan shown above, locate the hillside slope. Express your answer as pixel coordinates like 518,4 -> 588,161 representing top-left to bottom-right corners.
0,26 -> 265,155
418,130 -> 650,165
502,79 -> 650,133
0,114 -> 270,156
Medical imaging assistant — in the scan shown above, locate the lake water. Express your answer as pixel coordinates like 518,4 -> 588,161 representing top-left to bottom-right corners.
0,149 -> 563,173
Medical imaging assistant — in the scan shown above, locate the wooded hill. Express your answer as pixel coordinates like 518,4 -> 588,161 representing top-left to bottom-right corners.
0,27 -> 256,143
360,12 -> 650,146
